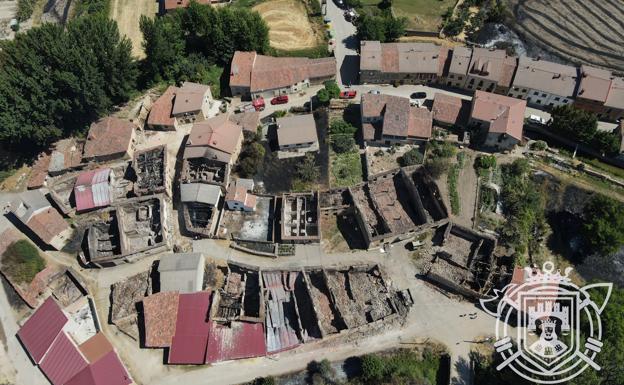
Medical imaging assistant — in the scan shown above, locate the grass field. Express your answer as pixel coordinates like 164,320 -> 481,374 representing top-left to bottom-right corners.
109,0 -> 158,58
253,0 -> 323,51
330,150 -> 363,188
361,0 -> 457,31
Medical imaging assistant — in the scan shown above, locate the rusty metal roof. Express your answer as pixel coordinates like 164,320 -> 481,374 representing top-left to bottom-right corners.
17,297 -> 67,364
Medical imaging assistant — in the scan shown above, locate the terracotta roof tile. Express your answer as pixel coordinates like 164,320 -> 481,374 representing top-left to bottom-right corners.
432,93 -> 470,126
187,113 -> 243,158
83,117 -> 135,160
143,291 -> 180,348
471,90 -> 526,141
408,107 -> 433,139
27,153 -> 51,189
147,86 -> 178,127
577,65 -> 612,102
79,333 -> 114,364
26,207 -> 70,245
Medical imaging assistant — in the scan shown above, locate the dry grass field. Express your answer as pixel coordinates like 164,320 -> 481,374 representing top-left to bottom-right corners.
253,0 -> 322,51
509,0 -> 624,72
110,0 -> 158,58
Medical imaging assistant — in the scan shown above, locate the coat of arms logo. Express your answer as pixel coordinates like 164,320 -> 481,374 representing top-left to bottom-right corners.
480,262 -> 612,383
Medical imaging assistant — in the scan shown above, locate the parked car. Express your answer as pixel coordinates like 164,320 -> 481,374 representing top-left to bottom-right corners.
410,92 -> 427,99
368,89 -> 381,95
271,95 -> 289,105
252,97 -> 265,111
528,114 -> 548,125
334,0 -> 344,8
406,240 -> 424,250
344,9 -> 357,22
339,90 -> 357,99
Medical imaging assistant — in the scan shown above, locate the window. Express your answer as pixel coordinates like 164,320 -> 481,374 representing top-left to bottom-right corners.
536,100 -> 541,104
554,97 -> 560,101
477,87 -> 482,90
458,76 -> 463,81
478,80 -> 484,86
449,74 -> 455,79
469,78 -> 475,84
522,89 -> 527,93
533,91 -> 539,96
447,81 -> 452,86
542,93 -> 547,97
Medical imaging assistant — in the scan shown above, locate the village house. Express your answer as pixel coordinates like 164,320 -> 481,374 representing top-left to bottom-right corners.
464,48 -> 517,94
171,82 -> 214,125
184,112 -> 244,166
225,178 -> 256,211
147,86 -> 179,131
82,117 -> 136,163
507,56 -> 578,108
361,93 -> 432,145
229,51 -> 336,99
10,190 -> 72,250
180,182 -> 222,237
574,65 -> 624,122
445,46 -> 472,88
276,114 -> 319,156
158,253 -> 206,294
73,168 -> 114,212
359,41 -> 449,85
431,93 -> 470,128
160,0 -> 223,14
469,90 -> 527,151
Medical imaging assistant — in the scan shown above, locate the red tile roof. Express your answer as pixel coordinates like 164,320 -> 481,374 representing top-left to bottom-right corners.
577,65 -> 612,102
432,93 -> 470,126
79,333 -> 114,364
230,51 -> 336,93
39,333 -> 88,385
147,86 -> 178,128
471,90 -> 527,141
407,107 -> 433,139
168,291 -> 212,364
206,321 -> 266,363
187,113 -> 243,160
83,117 -> 135,160
17,297 -> 67,363
26,207 -> 69,245
28,153 -> 51,190
143,291 -> 180,348
74,168 -> 112,212
164,0 -> 214,11
65,351 -> 132,385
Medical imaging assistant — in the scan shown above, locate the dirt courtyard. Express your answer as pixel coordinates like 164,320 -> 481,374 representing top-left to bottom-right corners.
253,0 -> 322,51
110,0 -> 158,58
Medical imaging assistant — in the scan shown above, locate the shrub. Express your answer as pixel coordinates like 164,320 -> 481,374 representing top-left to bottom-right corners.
428,141 -> 456,158
475,154 -> 497,170
2,240 -> 46,285
330,119 -> 357,135
530,140 -> 548,151
332,135 -> 356,153
425,158 -> 450,179
401,148 -> 424,166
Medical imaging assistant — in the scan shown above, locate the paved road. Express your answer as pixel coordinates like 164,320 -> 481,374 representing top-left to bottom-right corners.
325,0 -> 358,86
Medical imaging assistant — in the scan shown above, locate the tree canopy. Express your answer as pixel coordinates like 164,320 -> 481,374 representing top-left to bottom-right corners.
141,1 -> 270,84
355,14 -> 406,42
582,194 -> 624,256
549,105 -> 620,155
0,14 -> 137,146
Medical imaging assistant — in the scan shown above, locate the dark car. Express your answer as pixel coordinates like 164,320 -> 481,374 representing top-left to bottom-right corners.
335,0 -> 345,8
410,92 -> 427,99
270,95 -> 289,105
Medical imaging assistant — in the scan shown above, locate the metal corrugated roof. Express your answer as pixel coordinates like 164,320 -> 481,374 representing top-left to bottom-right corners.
168,292 -> 212,364
74,169 -> 112,211
205,321 -> 266,363
180,183 -> 221,205
65,350 -> 132,385
39,333 -> 88,385
17,297 -> 68,363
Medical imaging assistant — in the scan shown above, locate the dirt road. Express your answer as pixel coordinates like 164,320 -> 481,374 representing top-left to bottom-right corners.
109,0 -> 158,58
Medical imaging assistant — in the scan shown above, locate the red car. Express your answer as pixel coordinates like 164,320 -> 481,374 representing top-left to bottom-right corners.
270,95 -> 289,105
339,90 -> 357,99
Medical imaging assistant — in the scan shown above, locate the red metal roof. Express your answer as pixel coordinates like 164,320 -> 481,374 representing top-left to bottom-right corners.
74,168 -> 112,211
168,291 -> 212,364
206,321 -> 266,363
39,333 -> 88,385
65,351 -> 132,385
17,297 -> 67,363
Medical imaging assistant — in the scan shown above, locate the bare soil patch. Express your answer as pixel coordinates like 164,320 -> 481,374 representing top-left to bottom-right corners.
508,0 -> 624,72
110,0 -> 158,58
253,0 -> 322,50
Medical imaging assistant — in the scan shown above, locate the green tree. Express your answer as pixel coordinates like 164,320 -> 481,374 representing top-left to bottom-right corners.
361,354 -> 385,382
332,135 -> 355,153
582,195 -> 624,256
2,240 -> 46,284
356,14 -> 405,42
474,154 -> 497,170
0,15 -> 137,146
330,119 -> 357,135
140,15 -> 186,83
296,153 -> 319,182
401,148 -> 424,166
